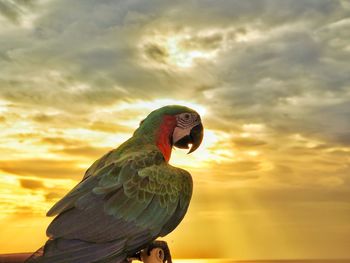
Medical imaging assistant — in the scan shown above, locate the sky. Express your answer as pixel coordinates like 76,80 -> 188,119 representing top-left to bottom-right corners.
0,0 -> 350,260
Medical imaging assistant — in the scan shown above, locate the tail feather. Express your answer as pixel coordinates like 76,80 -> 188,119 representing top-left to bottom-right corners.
24,245 -> 44,263
25,238 -> 127,263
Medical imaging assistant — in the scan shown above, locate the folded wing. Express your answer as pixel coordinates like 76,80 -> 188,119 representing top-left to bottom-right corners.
41,150 -> 192,262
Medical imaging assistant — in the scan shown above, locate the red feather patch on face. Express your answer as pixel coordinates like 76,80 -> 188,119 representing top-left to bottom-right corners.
156,115 -> 177,162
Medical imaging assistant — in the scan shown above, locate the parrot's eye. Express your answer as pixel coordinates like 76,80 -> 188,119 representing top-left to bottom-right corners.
176,112 -> 200,129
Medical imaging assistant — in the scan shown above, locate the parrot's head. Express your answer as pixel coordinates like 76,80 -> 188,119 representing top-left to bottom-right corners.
135,105 -> 204,161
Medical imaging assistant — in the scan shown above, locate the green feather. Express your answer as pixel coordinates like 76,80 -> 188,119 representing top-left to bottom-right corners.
43,105 -> 196,263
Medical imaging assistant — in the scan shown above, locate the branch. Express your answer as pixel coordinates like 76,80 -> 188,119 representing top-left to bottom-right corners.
0,240 -> 172,263
0,253 -> 31,263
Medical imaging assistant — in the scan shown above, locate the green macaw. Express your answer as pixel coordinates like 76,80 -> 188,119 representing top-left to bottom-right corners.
26,105 -> 203,263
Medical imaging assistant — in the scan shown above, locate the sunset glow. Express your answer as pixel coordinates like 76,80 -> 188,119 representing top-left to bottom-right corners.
165,37 -> 216,68
1,0 -> 350,261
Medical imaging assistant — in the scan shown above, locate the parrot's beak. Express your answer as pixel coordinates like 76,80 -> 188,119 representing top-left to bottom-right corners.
173,123 -> 203,154
188,123 -> 203,153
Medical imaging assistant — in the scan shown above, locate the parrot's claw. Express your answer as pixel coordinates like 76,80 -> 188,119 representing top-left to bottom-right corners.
128,241 -> 172,263
127,251 -> 142,262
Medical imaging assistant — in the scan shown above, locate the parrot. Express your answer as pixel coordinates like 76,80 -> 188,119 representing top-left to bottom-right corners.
25,105 -> 204,263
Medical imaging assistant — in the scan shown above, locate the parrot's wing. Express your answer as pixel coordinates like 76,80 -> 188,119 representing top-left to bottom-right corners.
46,150 -> 114,217
44,150 -> 192,261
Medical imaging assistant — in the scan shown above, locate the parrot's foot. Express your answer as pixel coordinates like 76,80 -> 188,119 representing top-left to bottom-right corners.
127,240 -> 172,263
127,251 -> 142,262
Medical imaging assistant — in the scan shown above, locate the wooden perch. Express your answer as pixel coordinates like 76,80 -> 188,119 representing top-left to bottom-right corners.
0,253 -> 31,263
0,240 -> 172,263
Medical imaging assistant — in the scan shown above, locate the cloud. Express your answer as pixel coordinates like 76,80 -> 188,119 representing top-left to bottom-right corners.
232,137 -> 267,148
39,136 -> 116,157
143,43 -> 169,64
4,1 -> 345,125
0,0 -> 350,259
40,137 -> 81,147
0,159 -> 85,179
55,146 -> 110,158
0,0 -> 348,191
45,191 -> 65,202
0,0 -> 34,23
19,178 -> 44,190
89,121 -> 132,133
12,205 -> 40,216
179,33 -> 224,51
31,113 -> 56,123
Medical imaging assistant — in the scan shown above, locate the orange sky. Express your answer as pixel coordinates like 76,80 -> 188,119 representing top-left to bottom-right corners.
1,0 -> 350,260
